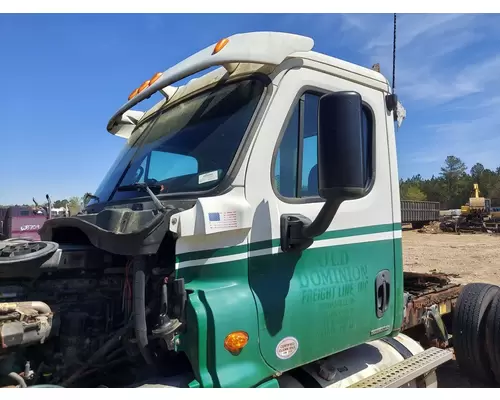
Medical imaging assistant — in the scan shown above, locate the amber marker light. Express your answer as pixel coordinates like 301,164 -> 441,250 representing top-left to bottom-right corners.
149,72 -> 163,86
137,80 -> 151,94
128,88 -> 139,101
213,38 -> 229,55
224,331 -> 249,355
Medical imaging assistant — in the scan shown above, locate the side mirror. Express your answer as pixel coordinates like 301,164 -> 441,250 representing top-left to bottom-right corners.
317,91 -> 367,200
280,90 -> 369,253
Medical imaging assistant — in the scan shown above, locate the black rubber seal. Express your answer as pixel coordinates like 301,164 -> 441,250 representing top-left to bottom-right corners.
380,336 -> 413,359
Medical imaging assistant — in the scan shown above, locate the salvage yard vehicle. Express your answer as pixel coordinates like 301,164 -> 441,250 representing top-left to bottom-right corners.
0,195 -> 52,241
1,32 -> 498,389
440,183 -> 500,233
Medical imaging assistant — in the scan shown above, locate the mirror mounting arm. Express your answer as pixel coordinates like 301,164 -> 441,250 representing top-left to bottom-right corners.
301,198 -> 342,239
280,198 -> 343,253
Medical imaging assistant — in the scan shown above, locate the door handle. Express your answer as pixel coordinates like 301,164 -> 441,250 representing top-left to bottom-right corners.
375,269 -> 391,318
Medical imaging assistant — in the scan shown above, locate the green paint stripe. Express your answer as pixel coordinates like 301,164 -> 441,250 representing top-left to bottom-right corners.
176,244 -> 247,263
316,222 -> 398,241
176,222 -> 401,263
173,240 -> 280,262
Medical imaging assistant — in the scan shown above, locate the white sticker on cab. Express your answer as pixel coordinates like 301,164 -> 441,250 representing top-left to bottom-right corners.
198,170 -> 219,185
276,336 -> 299,360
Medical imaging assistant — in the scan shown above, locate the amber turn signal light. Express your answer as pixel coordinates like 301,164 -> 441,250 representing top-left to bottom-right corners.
224,331 -> 249,354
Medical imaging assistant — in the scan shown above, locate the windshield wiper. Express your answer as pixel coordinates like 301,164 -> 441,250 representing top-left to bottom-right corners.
117,183 -> 166,213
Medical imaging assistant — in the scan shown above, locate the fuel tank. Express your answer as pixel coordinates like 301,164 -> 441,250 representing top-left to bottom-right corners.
282,333 -> 438,388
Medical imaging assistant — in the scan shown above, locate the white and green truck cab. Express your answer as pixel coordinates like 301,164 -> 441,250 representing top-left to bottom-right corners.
3,31 -> 493,389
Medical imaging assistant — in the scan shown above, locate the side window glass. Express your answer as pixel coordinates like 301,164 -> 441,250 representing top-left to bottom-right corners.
274,106 -> 299,197
274,92 -> 373,199
362,110 -> 373,186
301,136 -> 318,196
301,94 -> 320,197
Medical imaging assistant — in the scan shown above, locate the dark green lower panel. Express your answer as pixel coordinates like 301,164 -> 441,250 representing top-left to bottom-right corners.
248,238 -> 399,372
178,259 -> 276,388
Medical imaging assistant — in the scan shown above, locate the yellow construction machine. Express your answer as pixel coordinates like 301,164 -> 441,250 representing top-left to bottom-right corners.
461,183 -> 491,217
456,183 -> 499,232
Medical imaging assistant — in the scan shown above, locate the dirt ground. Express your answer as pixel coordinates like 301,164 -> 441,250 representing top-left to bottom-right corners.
403,228 -> 500,388
403,229 -> 500,286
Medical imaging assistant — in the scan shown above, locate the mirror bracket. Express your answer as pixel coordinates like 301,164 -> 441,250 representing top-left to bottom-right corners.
385,93 -> 398,113
280,214 -> 314,253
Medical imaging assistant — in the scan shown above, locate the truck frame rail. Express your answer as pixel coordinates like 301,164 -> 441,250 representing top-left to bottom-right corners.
402,272 -> 462,348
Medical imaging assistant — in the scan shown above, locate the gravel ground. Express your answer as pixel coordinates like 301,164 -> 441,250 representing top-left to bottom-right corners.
403,228 -> 500,388
403,229 -> 500,286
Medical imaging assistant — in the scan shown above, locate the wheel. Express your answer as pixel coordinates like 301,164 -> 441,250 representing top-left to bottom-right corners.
452,283 -> 500,385
486,292 -> 500,386
411,222 -> 425,230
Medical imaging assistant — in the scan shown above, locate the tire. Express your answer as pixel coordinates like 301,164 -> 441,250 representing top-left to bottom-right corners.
452,283 -> 500,385
485,292 -> 500,386
411,222 -> 425,230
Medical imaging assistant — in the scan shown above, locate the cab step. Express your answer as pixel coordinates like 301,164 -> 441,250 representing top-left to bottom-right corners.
348,347 -> 453,388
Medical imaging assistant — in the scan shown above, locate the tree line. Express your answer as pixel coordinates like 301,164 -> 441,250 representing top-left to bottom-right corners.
1,195 -> 89,215
50,196 -> 89,209
400,156 -> 500,209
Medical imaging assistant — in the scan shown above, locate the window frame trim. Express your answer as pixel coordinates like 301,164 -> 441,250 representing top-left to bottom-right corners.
296,96 -> 306,198
270,85 -> 377,205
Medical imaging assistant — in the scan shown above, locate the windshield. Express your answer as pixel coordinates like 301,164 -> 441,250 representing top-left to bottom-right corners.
90,78 -> 266,205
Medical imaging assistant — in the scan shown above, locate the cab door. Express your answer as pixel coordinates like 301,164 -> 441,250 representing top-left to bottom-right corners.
245,67 -> 398,371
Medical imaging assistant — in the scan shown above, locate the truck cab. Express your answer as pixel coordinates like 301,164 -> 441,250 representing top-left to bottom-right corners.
0,205 -> 48,240
89,32 -> 403,383
1,32 -> 459,389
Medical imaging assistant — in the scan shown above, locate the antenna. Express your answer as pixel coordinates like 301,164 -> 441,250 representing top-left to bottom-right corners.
392,13 -> 397,93
390,13 -> 404,129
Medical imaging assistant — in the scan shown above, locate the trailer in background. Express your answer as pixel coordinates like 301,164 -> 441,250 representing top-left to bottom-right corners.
401,200 -> 440,229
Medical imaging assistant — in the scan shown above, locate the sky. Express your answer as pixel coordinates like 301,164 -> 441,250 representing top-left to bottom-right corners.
1,13 -> 500,205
